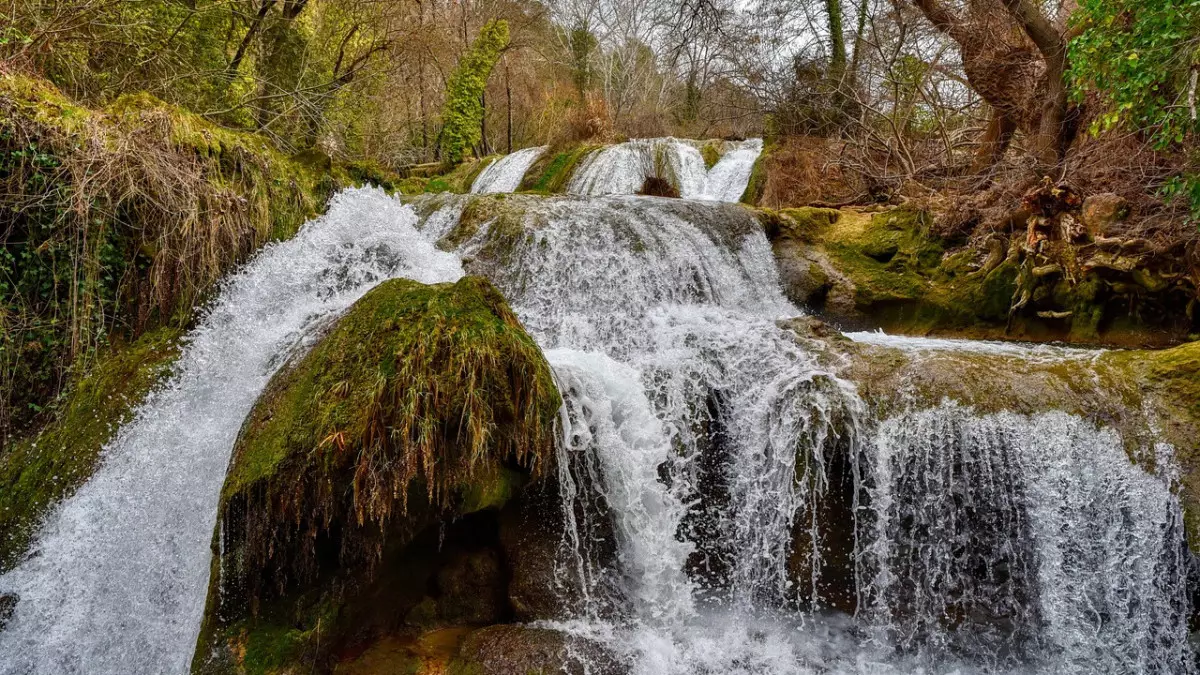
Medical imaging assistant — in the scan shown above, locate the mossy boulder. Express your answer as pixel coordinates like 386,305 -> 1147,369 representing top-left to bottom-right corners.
0,327 -> 182,570
192,276 -> 563,674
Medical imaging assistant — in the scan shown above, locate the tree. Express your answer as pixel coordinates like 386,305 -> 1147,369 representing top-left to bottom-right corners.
911,0 -> 1079,169
441,19 -> 510,164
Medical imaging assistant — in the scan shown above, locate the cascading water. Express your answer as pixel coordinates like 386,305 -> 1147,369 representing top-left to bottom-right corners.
0,188 -> 463,674
567,137 -> 762,202
0,136 -> 1192,674
470,145 -> 548,193
433,189 -> 1195,673
860,402 -> 1192,673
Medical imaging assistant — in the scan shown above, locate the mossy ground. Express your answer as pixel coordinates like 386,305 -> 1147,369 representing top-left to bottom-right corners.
1,74 -> 394,444
396,156 -> 496,195
194,276 -> 560,674
0,327 -> 183,569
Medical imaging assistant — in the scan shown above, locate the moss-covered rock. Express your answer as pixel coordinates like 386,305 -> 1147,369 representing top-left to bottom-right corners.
784,318 -> 1200,549
763,205 -> 1197,346
739,141 -> 770,205
518,144 -> 599,193
0,327 -> 183,570
192,276 -> 562,674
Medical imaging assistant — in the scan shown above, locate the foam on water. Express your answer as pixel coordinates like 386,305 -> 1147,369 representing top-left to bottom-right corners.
470,145 -> 547,193
0,188 -> 463,674
845,329 -> 1105,362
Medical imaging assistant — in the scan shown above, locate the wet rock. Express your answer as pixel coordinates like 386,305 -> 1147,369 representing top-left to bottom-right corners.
498,491 -> 569,621
1081,193 -> 1129,239
191,276 -> 561,673
453,624 -> 627,675
435,547 -> 506,624
0,593 -> 17,630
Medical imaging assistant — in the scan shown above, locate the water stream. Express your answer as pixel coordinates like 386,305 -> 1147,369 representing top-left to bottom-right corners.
470,145 -> 547,194
568,137 -> 762,201
0,139 -> 1192,674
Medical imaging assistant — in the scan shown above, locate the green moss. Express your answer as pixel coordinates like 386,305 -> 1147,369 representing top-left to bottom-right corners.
0,327 -> 183,570
441,194 -> 531,265
194,276 -> 558,673
1,74 -> 346,436
740,143 -> 771,205
419,158 -> 491,194
699,140 -> 722,170
774,207 -> 842,242
0,74 -> 92,134
344,160 -> 401,191
518,144 -> 598,193
225,275 -> 554,575
822,208 -> 943,307
397,176 -> 429,195
459,467 -> 525,513
1096,341 -> 1200,547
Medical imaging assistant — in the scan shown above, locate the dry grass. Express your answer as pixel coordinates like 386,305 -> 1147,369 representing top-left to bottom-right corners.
759,137 -> 868,208
1,75 -> 329,440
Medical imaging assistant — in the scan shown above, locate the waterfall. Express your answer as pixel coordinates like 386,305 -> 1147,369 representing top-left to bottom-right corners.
0,178 -> 1192,673
470,145 -> 547,193
0,188 -> 463,674
566,138 -> 762,202
860,402 -> 1192,673
438,193 -> 1194,673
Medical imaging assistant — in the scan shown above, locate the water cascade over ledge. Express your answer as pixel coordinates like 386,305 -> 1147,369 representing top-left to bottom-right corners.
0,148 -> 1193,673
0,189 -> 464,673
567,138 -> 763,201
470,145 -> 548,194
434,193 -> 1194,673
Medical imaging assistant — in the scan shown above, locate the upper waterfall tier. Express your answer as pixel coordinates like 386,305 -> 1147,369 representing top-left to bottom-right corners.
470,145 -> 547,194
565,138 -> 762,201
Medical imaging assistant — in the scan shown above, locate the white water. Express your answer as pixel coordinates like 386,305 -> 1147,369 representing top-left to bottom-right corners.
863,403 -> 1192,673
0,188 -> 463,674
0,160 -> 1192,673
567,138 -> 762,202
470,145 -> 547,194
436,190 -> 1194,673
846,329 -> 1105,363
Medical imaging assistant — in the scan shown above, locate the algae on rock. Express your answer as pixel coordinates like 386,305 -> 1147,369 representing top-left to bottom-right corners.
762,205 -> 1196,346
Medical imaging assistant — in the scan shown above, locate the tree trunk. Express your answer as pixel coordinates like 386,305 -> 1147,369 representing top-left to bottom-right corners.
505,58 -> 513,154
911,0 -> 1074,170
973,110 -> 1018,172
